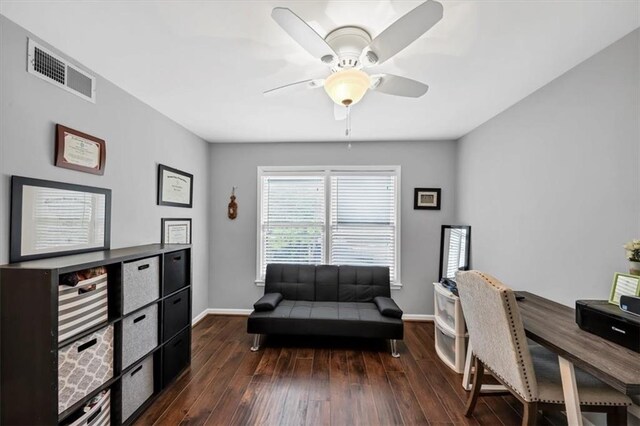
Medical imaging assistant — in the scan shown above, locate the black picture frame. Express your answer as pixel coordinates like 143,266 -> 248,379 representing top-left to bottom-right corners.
158,164 -> 193,208
414,188 -> 441,210
161,218 -> 192,244
10,176 -> 111,263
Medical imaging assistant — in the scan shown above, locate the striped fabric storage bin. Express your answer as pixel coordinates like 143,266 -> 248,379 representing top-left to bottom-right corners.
58,273 -> 109,343
65,390 -> 110,426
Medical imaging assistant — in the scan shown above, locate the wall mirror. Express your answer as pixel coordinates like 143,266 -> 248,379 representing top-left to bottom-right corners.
10,176 -> 111,263
439,225 -> 471,281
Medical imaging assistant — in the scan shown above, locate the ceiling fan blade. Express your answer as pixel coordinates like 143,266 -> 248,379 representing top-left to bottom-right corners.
360,1 -> 443,67
272,8 -> 337,65
334,103 -> 347,121
370,74 -> 429,97
264,79 -> 324,95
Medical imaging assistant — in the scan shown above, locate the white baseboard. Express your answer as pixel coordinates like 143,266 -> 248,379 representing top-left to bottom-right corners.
402,314 -> 434,321
208,308 -> 253,316
191,309 -> 212,325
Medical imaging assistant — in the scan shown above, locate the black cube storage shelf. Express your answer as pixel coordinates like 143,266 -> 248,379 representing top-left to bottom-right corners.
0,243 -> 193,425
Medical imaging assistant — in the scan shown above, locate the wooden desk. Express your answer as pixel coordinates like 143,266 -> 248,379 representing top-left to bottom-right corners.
517,291 -> 640,425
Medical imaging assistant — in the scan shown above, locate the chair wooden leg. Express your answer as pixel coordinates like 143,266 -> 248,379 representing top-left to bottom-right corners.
522,401 -> 538,426
464,357 -> 485,417
606,407 -> 627,426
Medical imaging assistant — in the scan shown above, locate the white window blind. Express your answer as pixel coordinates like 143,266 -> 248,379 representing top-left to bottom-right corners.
330,175 -> 397,280
260,176 -> 325,277
444,228 -> 466,279
32,187 -> 105,250
258,167 -> 400,283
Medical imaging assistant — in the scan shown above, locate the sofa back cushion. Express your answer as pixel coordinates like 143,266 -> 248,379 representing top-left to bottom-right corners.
265,264 -> 316,301
315,265 -> 339,301
338,266 -> 391,302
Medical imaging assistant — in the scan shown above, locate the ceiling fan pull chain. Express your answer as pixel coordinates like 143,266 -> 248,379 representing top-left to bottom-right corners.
345,105 -> 351,137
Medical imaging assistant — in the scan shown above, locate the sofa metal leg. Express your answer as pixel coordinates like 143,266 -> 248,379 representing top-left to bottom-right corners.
390,339 -> 400,358
250,334 -> 261,352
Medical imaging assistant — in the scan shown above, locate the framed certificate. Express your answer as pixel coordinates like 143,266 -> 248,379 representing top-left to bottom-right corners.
161,218 -> 192,244
55,124 -> 106,175
609,273 -> 640,305
158,164 -> 193,208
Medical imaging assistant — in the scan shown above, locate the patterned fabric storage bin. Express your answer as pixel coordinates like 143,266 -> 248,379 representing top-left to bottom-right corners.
122,303 -> 158,369
58,273 -> 109,343
122,256 -> 160,315
121,355 -> 154,423
58,325 -> 114,414
63,390 -> 110,426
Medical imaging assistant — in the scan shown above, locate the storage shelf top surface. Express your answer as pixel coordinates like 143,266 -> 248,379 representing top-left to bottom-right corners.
0,244 -> 191,273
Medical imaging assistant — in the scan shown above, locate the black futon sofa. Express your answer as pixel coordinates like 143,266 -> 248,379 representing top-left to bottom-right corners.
247,264 -> 404,357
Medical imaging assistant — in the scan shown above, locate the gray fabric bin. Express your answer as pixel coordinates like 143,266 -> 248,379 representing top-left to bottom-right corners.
122,303 -> 158,369
122,256 -> 160,315
58,325 -> 114,414
121,355 -> 154,423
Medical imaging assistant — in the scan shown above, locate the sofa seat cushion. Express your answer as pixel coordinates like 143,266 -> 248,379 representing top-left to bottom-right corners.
247,300 -> 403,339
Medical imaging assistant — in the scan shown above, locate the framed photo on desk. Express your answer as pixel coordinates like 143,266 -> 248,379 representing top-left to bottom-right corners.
609,272 -> 640,305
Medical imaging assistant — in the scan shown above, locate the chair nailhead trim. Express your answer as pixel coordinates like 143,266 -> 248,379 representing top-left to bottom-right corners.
473,271 -> 534,401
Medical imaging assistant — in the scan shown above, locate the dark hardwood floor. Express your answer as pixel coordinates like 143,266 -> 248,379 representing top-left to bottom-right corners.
135,315 -> 557,426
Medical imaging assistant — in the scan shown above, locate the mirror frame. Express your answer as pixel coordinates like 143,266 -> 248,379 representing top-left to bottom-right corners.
10,176 -> 111,263
439,225 -> 471,281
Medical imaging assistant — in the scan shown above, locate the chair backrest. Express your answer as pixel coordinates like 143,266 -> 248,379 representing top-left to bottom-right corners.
456,271 -> 537,402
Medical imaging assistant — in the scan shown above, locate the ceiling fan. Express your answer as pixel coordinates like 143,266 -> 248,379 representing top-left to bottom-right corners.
264,1 -> 444,121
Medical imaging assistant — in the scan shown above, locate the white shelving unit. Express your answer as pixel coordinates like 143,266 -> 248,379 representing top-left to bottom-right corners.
433,282 -> 467,373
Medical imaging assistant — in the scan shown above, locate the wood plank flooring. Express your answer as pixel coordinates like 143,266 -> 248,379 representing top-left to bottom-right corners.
135,315 -> 543,426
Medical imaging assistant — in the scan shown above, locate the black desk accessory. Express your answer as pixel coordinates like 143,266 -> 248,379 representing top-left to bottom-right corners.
439,278 -> 458,296
576,300 -> 640,353
620,295 -> 640,316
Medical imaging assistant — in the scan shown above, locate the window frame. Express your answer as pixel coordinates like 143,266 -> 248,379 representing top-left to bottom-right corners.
256,165 -> 401,288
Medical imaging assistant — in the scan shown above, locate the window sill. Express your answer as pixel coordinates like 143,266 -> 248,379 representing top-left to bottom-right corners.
255,280 -> 402,290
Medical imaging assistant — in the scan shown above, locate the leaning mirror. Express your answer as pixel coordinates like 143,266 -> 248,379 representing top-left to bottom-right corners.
439,225 -> 471,281
10,176 -> 111,263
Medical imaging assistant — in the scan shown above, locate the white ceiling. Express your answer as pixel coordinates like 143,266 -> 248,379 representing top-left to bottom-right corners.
1,1 -> 638,143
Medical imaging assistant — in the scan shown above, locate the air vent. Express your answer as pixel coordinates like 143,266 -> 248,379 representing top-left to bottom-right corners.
27,39 -> 96,103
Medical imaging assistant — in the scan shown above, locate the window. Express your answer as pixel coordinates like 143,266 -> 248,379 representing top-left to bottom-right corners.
257,166 -> 400,284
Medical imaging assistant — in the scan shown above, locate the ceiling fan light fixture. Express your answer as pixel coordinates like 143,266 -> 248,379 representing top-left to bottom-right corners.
324,69 -> 370,106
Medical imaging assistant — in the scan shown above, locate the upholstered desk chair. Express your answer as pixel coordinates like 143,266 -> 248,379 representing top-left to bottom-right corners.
456,271 -> 631,426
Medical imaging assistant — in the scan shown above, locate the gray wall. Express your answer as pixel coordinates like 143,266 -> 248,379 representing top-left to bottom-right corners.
0,16 -> 210,318
209,141 -> 457,315
457,29 -> 640,306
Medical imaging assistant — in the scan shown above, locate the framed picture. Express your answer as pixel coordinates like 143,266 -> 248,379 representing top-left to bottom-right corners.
158,164 -> 193,208
55,124 -> 106,175
414,188 -> 441,210
161,218 -> 192,244
10,176 -> 111,263
609,272 -> 640,305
